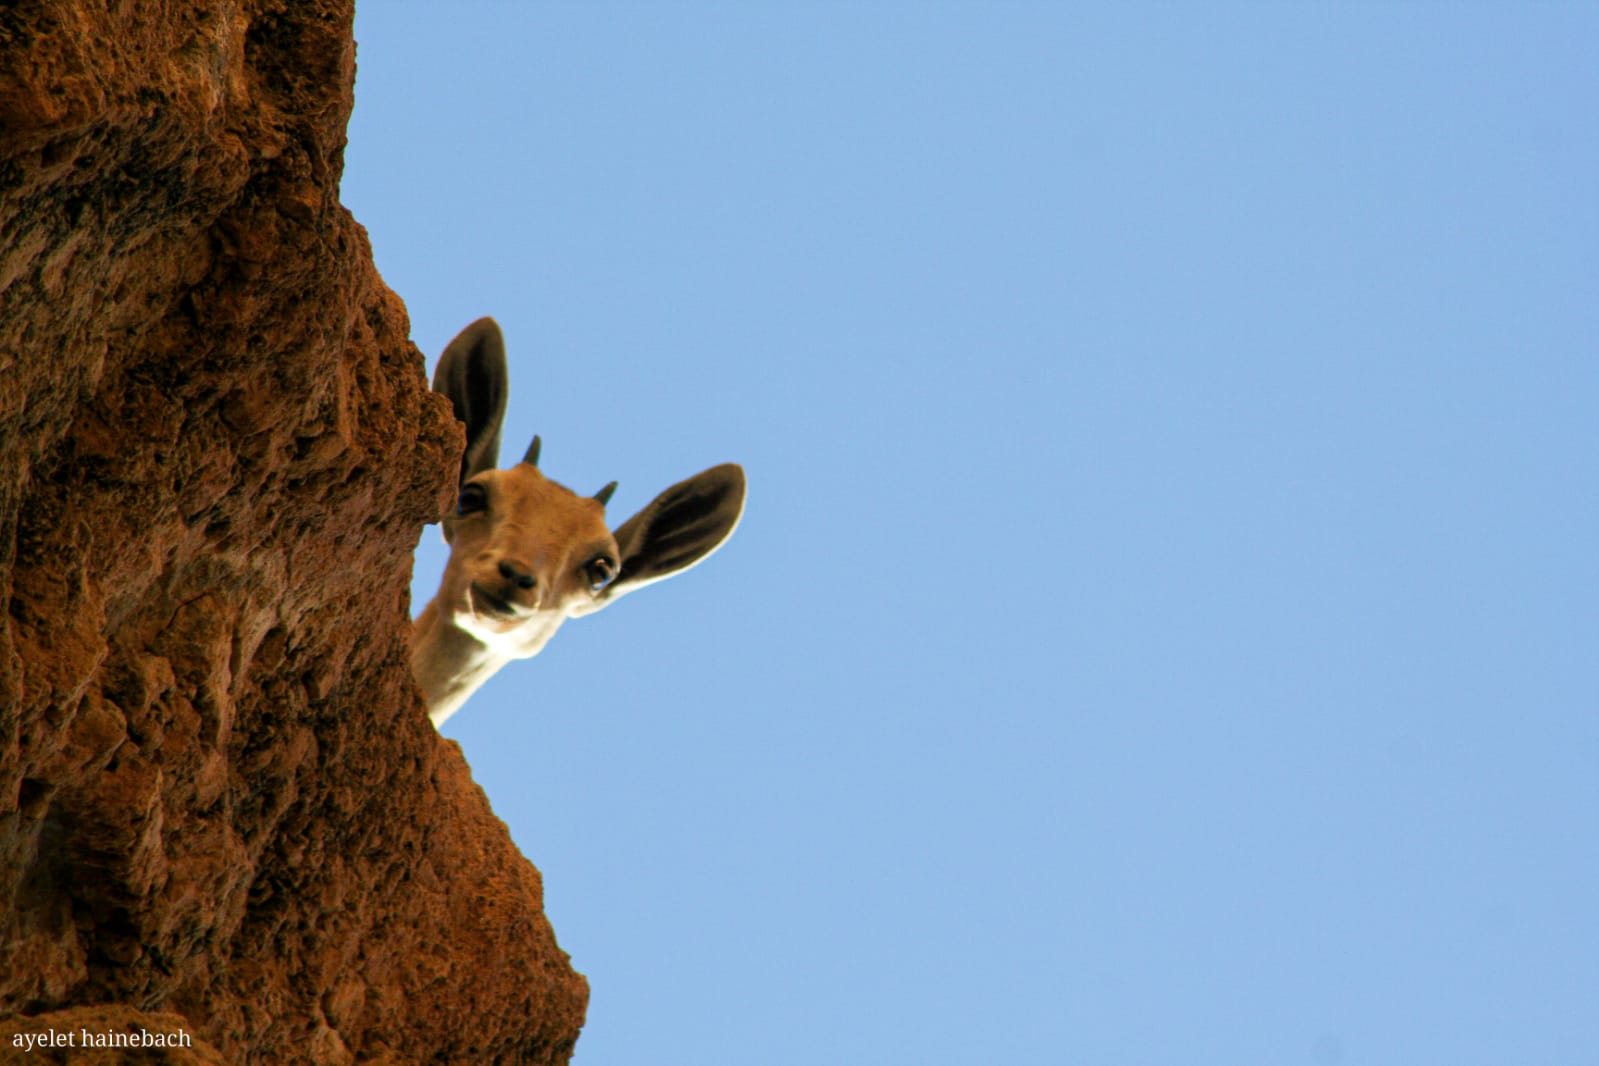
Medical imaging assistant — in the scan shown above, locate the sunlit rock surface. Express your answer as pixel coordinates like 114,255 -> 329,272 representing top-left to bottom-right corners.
0,3 -> 587,1061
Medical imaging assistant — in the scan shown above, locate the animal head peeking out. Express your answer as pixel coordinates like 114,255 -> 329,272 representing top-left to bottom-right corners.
410,317 -> 745,725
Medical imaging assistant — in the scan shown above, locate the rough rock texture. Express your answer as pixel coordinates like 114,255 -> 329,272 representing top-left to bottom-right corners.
0,2 -> 588,1063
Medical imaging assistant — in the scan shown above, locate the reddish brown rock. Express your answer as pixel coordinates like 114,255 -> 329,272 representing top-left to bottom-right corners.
0,2 -> 588,1062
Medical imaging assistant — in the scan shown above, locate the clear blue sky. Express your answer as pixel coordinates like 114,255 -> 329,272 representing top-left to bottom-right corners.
343,5 -> 1598,1064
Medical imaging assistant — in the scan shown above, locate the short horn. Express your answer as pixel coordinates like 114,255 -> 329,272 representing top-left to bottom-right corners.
523,435 -> 542,467
593,481 -> 618,506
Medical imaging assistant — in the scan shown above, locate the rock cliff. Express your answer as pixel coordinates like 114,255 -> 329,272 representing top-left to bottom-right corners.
0,2 -> 588,1062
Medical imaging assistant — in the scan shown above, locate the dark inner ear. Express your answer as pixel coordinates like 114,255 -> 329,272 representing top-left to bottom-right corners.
432,317 -> 507,486
611,463 -> 746,588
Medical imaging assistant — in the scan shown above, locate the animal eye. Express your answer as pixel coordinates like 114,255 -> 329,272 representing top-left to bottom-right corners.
457,483 -> 488,515
585,555 -> 617,592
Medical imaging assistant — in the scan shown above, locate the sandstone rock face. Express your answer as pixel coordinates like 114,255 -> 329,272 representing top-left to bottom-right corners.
0,3 -> 588,1062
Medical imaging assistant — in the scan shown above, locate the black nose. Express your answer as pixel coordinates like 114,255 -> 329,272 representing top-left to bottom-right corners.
498,560 -> 537,590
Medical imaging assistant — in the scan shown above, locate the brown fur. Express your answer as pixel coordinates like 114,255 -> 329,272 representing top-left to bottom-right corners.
410,318 -> 746,725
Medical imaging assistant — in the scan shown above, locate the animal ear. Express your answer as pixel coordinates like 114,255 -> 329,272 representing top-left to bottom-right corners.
432,317 -> 508,486
580,463 -> 746,613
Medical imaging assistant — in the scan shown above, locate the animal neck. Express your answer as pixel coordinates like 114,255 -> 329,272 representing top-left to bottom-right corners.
410,600 -> 515,726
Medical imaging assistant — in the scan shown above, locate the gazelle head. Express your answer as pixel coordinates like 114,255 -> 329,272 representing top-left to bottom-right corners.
411,317 -> 746,726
